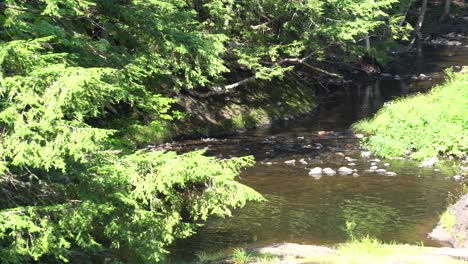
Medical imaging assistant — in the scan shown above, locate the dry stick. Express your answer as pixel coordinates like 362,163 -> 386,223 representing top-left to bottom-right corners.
185,55 -> 343,98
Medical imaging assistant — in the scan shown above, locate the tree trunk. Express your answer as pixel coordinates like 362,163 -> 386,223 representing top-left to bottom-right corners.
415,0 -> 428,56
441,0 -> 452,21
365,34 -> 371,53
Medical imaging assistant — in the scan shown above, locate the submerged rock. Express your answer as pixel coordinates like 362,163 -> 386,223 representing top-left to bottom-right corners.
338,167 -> 354,175
323,168 -> 336,175
309,167 -> 322,176
429,194 -> 468,248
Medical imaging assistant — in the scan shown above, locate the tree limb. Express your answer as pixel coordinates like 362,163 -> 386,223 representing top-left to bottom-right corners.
184,54 -> 343,98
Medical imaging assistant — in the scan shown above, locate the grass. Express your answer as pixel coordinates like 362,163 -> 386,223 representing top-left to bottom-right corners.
231,248 -> 252,264
441,207 -> 457,233
353,72 -> 468,160
300,237 -> 468,264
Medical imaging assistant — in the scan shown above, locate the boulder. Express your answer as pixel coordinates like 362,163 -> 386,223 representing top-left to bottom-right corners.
429,194 -> 468,248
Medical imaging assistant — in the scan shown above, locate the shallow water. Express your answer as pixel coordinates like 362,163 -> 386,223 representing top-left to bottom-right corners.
167,43 -> 468,263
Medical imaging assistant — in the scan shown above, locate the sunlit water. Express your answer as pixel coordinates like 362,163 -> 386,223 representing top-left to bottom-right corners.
167,43 -> 468,263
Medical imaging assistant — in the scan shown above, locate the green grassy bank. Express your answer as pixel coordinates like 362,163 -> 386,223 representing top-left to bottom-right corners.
353,72 -> 468,160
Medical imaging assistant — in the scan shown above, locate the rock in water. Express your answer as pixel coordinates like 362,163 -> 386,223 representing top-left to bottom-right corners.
338,167 -> 354,175
323,168 -> 336,175
429,194 -> 468,248
309,167 -> 322,176
361,151 -> 372,158
385,172 -> 397,176
420,156 -> 439,167
284,160 -> 296,165
299,159 -> 308,165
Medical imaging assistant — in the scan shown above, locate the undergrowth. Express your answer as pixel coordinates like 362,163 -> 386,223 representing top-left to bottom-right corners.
353,71 -> 468,160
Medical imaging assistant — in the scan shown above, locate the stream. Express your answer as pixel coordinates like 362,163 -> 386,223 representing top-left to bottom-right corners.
167,42 -> 468,263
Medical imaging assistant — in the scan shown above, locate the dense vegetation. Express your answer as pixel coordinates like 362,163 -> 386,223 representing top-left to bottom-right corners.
354,72 -> 468,160
0,0 -> 462,262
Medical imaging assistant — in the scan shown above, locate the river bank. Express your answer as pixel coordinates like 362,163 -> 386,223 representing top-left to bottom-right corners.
213,241 -> 468,264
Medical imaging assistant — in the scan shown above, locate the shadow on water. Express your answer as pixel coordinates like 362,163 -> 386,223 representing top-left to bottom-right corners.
167,44 -> 468,263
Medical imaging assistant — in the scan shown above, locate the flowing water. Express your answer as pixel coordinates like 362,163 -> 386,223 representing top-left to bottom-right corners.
168,43 -> 468,263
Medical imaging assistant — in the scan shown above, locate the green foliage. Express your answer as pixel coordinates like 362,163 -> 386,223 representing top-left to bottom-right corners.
441,208 -> 456,233
0,0 -> 403,262
353,72 -> 468,160
0,1 -> 265,262
231,248 -> 252,264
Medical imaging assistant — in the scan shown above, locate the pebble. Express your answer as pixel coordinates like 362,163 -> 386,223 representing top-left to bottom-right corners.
297,136 -> 305,140
309,167 -> 322,176
353,173 -> 360,177
370,166 -> 378,170
323,168 -> 336,175
370,159 -> 381,163
385,172 -> 397,176
420,156 -> 438,167
348,163 -> 356,166
383,163 -> 390,167
345,157 -> 357,162
375,169 -> 387,173
284,160 -> 296,165
264,162 -> 273,165
299,159 -> 308,165
454,175 -> 463,181
354,134 -> 364,139
336,152 -> 345,157
371,162 -> 377,166
434,169 -> 441,172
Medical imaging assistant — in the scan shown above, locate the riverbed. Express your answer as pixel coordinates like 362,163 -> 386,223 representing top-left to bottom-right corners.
167,42 -> 468,263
